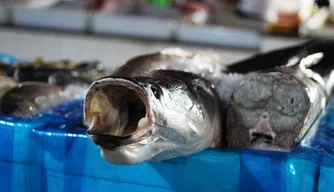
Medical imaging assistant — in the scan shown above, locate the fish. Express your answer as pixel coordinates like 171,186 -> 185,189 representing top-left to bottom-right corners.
69,61 -> 109,81
6,59 -> 107,83
0,82 -> 63,117
0,80 -> 89,118
84,70 -> 223,164
226,39 -> 334,152
112,48 -> 244,110
48,71 -> 93,88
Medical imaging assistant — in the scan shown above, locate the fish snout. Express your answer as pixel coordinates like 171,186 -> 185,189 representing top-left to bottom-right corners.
249,112 -> 276,144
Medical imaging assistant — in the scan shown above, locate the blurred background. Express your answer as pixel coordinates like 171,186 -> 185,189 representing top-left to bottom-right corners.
0,0 -> 333,71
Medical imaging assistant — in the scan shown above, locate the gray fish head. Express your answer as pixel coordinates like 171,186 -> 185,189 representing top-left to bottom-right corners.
84,72 -> 220,164
227,72 -> 311,152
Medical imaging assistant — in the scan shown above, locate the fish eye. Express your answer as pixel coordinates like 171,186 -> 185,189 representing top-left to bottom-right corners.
151,86 -> 162,99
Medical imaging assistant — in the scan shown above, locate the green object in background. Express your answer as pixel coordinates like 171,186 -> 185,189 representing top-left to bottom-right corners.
147,0 -> 172,7
312,4 -> 319,15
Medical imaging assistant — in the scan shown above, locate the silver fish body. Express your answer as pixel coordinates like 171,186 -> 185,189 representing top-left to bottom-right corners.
113,48 -> 246,113
113,48 -> 225,79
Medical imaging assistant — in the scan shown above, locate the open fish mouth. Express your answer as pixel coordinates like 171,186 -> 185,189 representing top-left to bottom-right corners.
84,78 -> 155,149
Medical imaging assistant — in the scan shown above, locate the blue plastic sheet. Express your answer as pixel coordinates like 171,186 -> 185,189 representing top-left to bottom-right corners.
1,96 -> 334,191
0,54 -> 19,65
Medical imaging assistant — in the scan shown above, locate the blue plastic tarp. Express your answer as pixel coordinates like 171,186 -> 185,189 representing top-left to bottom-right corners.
0,96 -> 334,192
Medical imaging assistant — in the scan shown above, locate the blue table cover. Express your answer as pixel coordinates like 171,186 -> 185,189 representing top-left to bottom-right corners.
0,96 -> 334,192
0,54 -> 19,65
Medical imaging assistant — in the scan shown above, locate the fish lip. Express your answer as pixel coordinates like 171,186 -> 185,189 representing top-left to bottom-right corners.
86,131 -> 133,148
86,129 -> 154,150
84,77 -> 155,147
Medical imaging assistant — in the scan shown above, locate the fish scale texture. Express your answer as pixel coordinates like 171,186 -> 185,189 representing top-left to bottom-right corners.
1,97 -> 334,192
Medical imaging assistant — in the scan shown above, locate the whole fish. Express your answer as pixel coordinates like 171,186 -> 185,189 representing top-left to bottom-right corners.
226,40 -> 334,152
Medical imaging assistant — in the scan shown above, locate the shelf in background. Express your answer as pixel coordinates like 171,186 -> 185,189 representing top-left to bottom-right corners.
178,24 -> 260,50
92,13 -> 174,41
1,6 -> 262,50
13,7 -> 87,32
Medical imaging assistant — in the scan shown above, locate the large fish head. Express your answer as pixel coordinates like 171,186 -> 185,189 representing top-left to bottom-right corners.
227,72 -> 311,152
84,71 -> 220,164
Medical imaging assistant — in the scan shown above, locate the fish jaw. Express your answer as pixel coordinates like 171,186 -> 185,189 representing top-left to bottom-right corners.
84,77 -> 156,149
